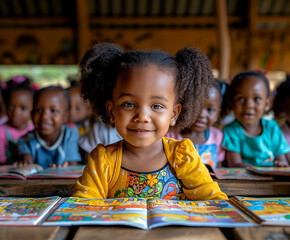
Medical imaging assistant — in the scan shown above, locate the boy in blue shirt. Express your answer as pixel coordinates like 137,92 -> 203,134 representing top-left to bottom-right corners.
18,86 -> 81,168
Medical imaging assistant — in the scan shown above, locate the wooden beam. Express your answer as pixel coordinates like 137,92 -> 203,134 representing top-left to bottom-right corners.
76,0 -> 91,63
247,0 -> 258,69
0,17 -> 70,26
216,0 -> 231,82
90,16 -> 242,26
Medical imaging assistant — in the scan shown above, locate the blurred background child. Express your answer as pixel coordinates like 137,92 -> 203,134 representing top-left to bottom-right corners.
0,84 -> 7,125
273,76 -> 290,164
166,79 -> 225,168
0,76 -> 34,164
18,86 -> 81,168
67,80 -> 93,136
222,71 -> 289,167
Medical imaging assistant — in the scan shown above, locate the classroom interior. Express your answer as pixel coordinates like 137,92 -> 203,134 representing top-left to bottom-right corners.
0,0 -> 290,239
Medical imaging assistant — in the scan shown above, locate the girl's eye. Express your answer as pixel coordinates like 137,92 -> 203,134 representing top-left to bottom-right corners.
254,97 -> 261,101
208,107 -> 215,113
123,102 -> 135,108
237,97 -> 244,102
152,104 -> 163,110
51,109 -> 59,114
8,105 -> 15,110
21,106 -> 27,111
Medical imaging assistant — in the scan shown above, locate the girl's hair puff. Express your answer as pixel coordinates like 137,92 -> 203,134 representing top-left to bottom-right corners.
79,43 -> 123,122
175,47 -> 213,130
229,71 -> 270,101
79,43 -> 213,130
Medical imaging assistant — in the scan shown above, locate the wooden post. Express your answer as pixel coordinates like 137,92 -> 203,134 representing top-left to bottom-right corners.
247,0 -> 258,69
216,0 -> 231,83
76,0 -> 91,63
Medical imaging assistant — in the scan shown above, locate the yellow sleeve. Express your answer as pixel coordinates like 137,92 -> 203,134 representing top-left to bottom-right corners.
169,138 -> 228,200
72,145 -> 111,199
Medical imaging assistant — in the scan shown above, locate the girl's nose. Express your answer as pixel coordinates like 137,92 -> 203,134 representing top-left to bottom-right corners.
199,108 -> 207,117
133,107 -> 151,123
40,109 -> 50,119
244,99 -> 254,108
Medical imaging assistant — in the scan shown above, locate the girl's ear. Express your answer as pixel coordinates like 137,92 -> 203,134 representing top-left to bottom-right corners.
105,100 -> 115,123
170,103 -> 182,126
265,97 -> 271,112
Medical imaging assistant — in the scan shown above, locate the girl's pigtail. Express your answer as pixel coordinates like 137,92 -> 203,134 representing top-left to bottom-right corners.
175,47 -> 213,130
79,43 -> 123,121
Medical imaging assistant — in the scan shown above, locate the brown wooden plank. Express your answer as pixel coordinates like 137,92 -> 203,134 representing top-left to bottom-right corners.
74,226 -> 226,240
234,227 -> 290,240
0,226 -> 69,240
0,178 -> 290,197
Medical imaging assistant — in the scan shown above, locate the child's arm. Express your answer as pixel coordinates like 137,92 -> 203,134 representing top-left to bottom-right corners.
274,154 -> 290,167
17,153 -> 33,166
226,150 -> 250,168
72,145 -> 112,199
169,139 -> 228,200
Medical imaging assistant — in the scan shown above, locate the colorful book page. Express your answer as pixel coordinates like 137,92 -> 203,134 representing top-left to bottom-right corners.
44,197 -> 255,229
246,166 -> 290,177
0,196 -> 61,226
44,197 -> 149,229
235,196 -> 290,226
147,199 -> 255,228
28,165 -> 85,179
0,164 -> 43,179
195,144 -> 218,169
214,168 -> 274,180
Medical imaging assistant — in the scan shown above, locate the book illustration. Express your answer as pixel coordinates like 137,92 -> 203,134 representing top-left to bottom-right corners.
27,165 -> 85,179
0,196 -> 61,225
234,196 -> 290,226
44,197 -> 255,229
195,144 -> 218,169
0,164 -> 43,179
246,166 -> 290,177
213,168 -> 274,180
0,164 -> 85,179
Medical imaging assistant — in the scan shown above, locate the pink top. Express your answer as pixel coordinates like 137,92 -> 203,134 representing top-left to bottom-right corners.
0,123 -> 34,164
166,127 -> 225,162
281,122 -> 290,147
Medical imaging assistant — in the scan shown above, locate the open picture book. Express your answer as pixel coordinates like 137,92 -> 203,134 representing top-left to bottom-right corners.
246,166 -> 290,177
44,197 -> 256,229
0,196 -> 61,225
205,166 -> 274,181
0,164 -> 85,180
231,196 -> 290,226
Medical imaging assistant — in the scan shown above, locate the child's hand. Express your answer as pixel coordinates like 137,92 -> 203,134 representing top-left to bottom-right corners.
15,154 -> 34,167
49,161 -> 69,168
274,156 -> 289,167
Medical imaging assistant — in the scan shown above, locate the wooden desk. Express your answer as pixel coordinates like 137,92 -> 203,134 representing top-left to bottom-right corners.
0,178 -> 290,197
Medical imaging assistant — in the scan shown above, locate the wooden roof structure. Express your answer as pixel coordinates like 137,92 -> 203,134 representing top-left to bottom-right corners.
0,0 -> 290,80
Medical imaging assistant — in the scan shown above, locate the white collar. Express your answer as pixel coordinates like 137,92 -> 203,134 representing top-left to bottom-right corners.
35,125 -> 65,151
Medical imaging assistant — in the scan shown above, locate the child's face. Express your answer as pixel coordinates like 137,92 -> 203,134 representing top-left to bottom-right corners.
32,90 -> 68,139
106,65 -> 181,148
190,87 -> 221,132
231,76 -> 270,127
68,87 -> 90,124
7,90 -> 33,130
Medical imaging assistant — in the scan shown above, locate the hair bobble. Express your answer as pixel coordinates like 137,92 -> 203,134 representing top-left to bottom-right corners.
11,75 -> 28,84
256,69 -> 268,76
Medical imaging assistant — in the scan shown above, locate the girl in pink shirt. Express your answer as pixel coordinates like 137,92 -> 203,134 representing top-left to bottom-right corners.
0,77 -> 34,164
166,79 -> 225,168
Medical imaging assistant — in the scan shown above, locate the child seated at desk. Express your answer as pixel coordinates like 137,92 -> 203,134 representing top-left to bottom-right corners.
0,77 -> 34,164
273,77 -> 290,164
18,86 -> 81,168
166,78 -> 225,169
68,82 -> 93,136
73,43 -> 228,200
222,71 -> 290,167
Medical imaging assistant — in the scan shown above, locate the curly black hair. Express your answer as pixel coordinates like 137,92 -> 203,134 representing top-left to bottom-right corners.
273,76 -> 290,118
3,77 -> 35,107
79,43 -> 213,131
33,86 -> 71,111
229,71 -> 270,101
